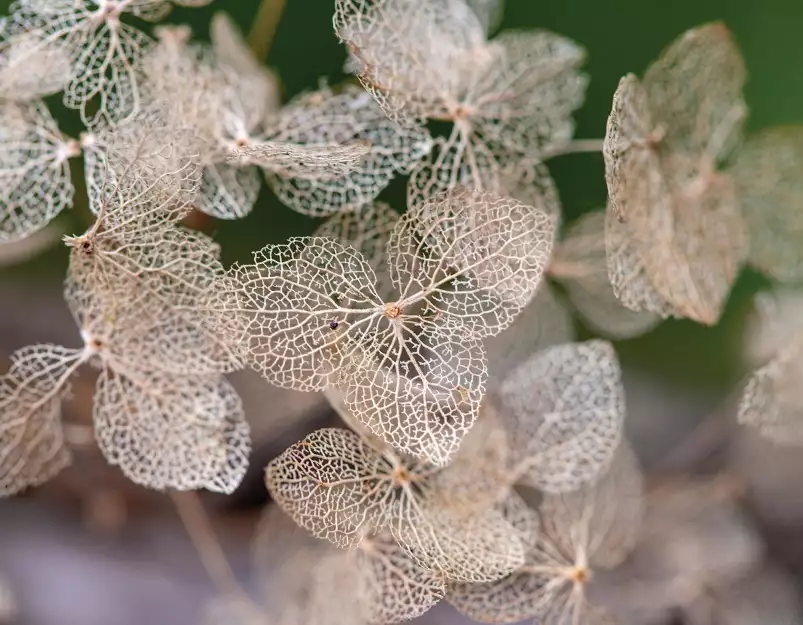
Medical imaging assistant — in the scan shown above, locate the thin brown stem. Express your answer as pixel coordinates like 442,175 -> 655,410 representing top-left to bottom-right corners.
248,0 -> 287,63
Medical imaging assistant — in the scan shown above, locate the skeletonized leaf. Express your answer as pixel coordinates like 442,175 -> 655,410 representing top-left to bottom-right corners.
498,340 -> 625,493
466,0 -> 505,35
551,210 -> 661,339
0,344 -> 84,496
603,23 -> 748,325
0,28 -> 71,100
264,84 -> 432,216
390,189 -> 556,338
729,126 -> 803,282
266,427 -> 525,582
228,138 -> 371,179
0,99 -> 77,242
448,444 -> 642,624
93,367 -> 249,493
314,202 -> 399,299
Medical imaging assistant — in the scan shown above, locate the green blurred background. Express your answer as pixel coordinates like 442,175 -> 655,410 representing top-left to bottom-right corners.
2,0 -> 802,392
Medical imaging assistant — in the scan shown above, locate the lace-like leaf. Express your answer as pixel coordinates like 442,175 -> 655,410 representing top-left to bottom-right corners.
552,211 -> 661,339
405,31 -> 587,206
314,202 -> 399,300
264,84 -> 431,216
334,0 -> 488,125
267,427 -> 525,581
730,126 -> 803,283
389,189 -> 556,337
93,367 -> 249,493
448,444 -> 642,624
228,139 -> 371,179
0,28 -> 71,100
466,0 -> 505,35
0,99 -> 77,242
201,162 -> 261,220
498,340 -> 625,493
0,344 -> 83,496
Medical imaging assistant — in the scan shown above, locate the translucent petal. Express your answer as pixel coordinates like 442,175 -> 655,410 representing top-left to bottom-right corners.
642,22 -> 746,161
314,202 -> 400,300
389,188 -> 556,337
229,139 -> 371,179
466,0 -> 505,35
223,237 -> 383,391
738,338 -> 803,444
0,29 -> 71,100
201,162 -> 261,220
0,344 -> 83,496
334,0 -> 487,124
498,340 -> 625,493
337,317 -> 488,465
0,99 -> 75,242
93,368 -> 249,493
552,211 -> 661,339
264,84 -> 432,216
730,126 -> 803,282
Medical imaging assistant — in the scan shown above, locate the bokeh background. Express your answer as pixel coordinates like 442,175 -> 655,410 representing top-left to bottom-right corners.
1,1 -> 803,624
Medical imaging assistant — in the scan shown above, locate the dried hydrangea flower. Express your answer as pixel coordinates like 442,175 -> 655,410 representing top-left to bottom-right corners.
603,22 -> 748,325
729,126 -> 803,283
493,340 -> 626,494
262,84 -> 432,216
447,443 -> 643,625
550,210 -> 661,339
1,269 -> 250,495
267,425 -> 527,583
248,505 -> 446,625
335,0 -> 587,205
221,188 -> 555,463
142,28 -> 421,219
466,0 -> 505,36
0,99 -> 79,242
4,0 -> 212,127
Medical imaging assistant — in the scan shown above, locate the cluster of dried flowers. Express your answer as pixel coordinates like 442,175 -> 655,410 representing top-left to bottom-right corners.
1,0 -> 802,624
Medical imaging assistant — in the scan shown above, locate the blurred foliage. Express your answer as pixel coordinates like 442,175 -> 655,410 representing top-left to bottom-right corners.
1,0 -> 801,390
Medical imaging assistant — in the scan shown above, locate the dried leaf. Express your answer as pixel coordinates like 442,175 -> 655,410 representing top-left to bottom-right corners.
264,84 -> 431,216
266,427 -> 526,582
603,23 -> 748,325
224,189 -> 554,463
448,444 -> 642,624
0,344 -> 84,496
0,99 -> 77,242
730,126 -> 803,282
497,340 -> 625,493
551,210 -> 661,339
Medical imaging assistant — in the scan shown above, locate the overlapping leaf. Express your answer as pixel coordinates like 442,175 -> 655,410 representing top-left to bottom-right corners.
603,23 -> 748,325
495,340 -> 625,493
550,211 -> 661,339
4,0 -> 208,126
267,426 -> 526,582
0,344 -> 84,496
730,126 -> 803,283
222,188 -> 554,463
448,444 -> 643,625
335,0 -> 586,205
